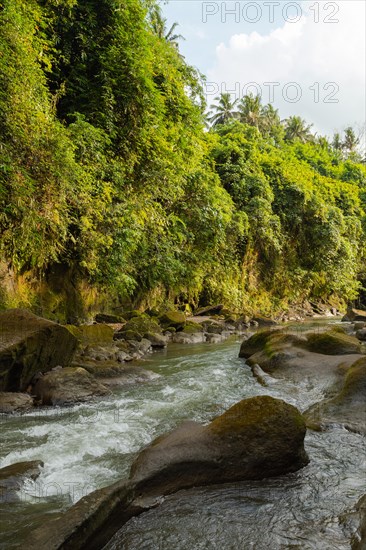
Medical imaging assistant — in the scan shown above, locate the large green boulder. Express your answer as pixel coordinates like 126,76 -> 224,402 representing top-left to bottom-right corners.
0,309 -> 78,391
130,396 -> 308,495
305,330 -> 362,355
159,311 -> 186,329
25,397 -> 308,550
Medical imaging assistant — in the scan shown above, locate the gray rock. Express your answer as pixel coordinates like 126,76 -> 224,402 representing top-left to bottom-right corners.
172,332 -> 205,344
0,309 -> 77,391
33,367 -> 110,406
143,332 -> 167,348
305,357 -> 366,434
0,392 -> 34,414
0,460 -> 44,501
356,329 -> 366,341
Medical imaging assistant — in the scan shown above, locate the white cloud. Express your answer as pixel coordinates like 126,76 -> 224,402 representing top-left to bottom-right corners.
206,1 -> 366,139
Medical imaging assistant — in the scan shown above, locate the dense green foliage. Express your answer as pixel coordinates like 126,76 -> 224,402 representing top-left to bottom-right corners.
0,0 -> 365,317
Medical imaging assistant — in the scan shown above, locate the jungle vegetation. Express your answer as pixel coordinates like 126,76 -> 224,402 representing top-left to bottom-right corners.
0,0 -> 365,318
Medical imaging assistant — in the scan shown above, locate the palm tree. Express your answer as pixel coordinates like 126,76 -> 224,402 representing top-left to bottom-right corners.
237,94 -> 262,128
283,116 -> 314,143
343,127 -> 359,154
207,93 -> 239,127
332,132 -> 343,152
149,6 -> 185,48
260,103 -> 281,134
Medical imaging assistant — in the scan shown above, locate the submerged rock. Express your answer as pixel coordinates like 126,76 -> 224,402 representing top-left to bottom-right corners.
0,391 -> 34,414
0,309 -> 78,392
33,367 -> 110,406
130,396 -> 308,495
0,460 -> 44,501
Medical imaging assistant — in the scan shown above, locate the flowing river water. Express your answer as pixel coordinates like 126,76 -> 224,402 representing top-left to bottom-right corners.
0,322 -> 365,549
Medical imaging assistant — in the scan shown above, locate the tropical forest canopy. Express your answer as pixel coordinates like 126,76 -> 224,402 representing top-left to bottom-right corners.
0,0 -> 365,318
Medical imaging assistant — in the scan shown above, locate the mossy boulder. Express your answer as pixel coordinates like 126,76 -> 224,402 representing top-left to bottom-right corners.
130,396 -> 308,495
33,367 -> 110,406
239,328 -> 363,393
121,315 -> 161,335
305,357 -> 366,434
65,324 -> 114,346
159,311 -> 186,330
0,309 -> 78,391
182,321 -> 204,334
304,330 -> 362,355
239,329 -> 303,359
25,397 -> 308,550
0,392 -> 34,414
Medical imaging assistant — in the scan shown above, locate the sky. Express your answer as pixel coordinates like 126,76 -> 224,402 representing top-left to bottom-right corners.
162,0 -> 366,142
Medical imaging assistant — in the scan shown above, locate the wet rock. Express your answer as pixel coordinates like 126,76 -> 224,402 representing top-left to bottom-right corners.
72,358 -> 159,386
26,480 -> 139,550
0,460 -> 44,501
130,396 -> 308,495
0,392 -> 34,414
33,367 -> 110,406
25,397 -> 308,550
305,357 -> 366,434
352,495 -> 366,550
205,333 -> 226,344
143,332 -> 167,348
172,332 -> 205,344
98,367 -> 160,387
354,322 -> 366,331
0,309 -> 78,391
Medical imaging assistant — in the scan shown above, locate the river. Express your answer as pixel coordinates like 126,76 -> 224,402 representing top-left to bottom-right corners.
0,323 -> 365,549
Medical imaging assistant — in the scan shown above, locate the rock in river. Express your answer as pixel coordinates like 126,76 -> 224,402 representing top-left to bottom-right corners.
0,460 -> 44,502
130,395 -> 308,495
0,309 -> 78,391
33,366 -> 110,406
305,357 -> 366,434
25,396 -> 308,550
0,391 -> 34,414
